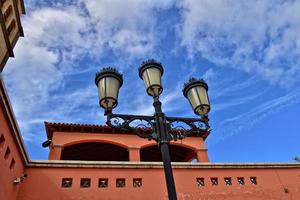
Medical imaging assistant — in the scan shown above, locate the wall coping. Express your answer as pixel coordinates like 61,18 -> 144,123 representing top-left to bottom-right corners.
27,160 -> 300,169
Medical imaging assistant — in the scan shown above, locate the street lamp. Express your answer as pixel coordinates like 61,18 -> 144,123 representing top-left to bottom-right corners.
139,59 -> 164,97
95,59 -> 211,200
95,67 -> 123,113
183,78 -> 210,116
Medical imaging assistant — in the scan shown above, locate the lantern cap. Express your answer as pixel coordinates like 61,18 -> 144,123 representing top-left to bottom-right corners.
183,78 -> 208,97
95,67 -> 123,87
138,59 -> 164,79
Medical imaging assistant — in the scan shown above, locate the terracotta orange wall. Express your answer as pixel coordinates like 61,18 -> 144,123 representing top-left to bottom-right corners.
17,166 -> 300,200
0,99 -> 25,200
48,131 -> 209,162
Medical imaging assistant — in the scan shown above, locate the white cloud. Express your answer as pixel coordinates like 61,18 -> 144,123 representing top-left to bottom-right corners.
4,40 -> 61,115
108,28 -> 154,56
80,0 -> 174,57
3,1 -> 175,142
178,0 -> 300,87
3,6 -> 88,138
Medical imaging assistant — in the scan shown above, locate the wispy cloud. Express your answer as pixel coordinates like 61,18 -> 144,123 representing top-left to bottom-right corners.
178,0 -> 300,87
211,88 -> 300,144
3,0 -> 175,143
212,92 -> 264,112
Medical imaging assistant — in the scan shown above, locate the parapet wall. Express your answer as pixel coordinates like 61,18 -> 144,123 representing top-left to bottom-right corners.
17,161 -> 300,200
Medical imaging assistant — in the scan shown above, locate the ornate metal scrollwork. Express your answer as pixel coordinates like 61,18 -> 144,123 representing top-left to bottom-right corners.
166,116 -> 210,140
107,116 -> 125,127
106,113 -> 156,140
106,113 -> 210,143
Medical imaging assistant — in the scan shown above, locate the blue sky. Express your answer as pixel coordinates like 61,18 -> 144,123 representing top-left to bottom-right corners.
3,0 -> 300,162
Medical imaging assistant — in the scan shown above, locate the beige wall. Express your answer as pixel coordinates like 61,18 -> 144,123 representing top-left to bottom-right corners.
0,23 -> 9,69
0,0 -> 25,72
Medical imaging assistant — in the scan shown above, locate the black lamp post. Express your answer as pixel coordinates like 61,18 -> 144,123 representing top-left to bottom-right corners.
95,59 -> 211,200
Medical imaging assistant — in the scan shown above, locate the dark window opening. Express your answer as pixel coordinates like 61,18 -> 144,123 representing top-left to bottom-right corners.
224,177 -> 232,186
80,178 -> 91,188
116,179 -> 125,188
62,178 -> 72,188
250,177 -> 257,185
61,142 -> 129,161
0,0 -> 8,7
284,188 -> 289,193
3,5 -> 12,22
140,145 -> 195,162
196,178 -> 205,187
133,178 -> 142,188
7,20 -> 16,35
0,134 -> 5,150
99,179 -> 108,188
211,177 -> 218,186
4,147 -> 10,160
9,158 -> 15,170
237,177 -> 244,185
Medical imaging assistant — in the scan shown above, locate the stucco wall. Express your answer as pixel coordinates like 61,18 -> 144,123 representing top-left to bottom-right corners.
0,91 -> 25,200
16,162 -> 300,200
49,131 -> 209,162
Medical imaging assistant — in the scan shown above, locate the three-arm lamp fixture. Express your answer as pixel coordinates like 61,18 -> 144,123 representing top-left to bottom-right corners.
95,59 -> 211,200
